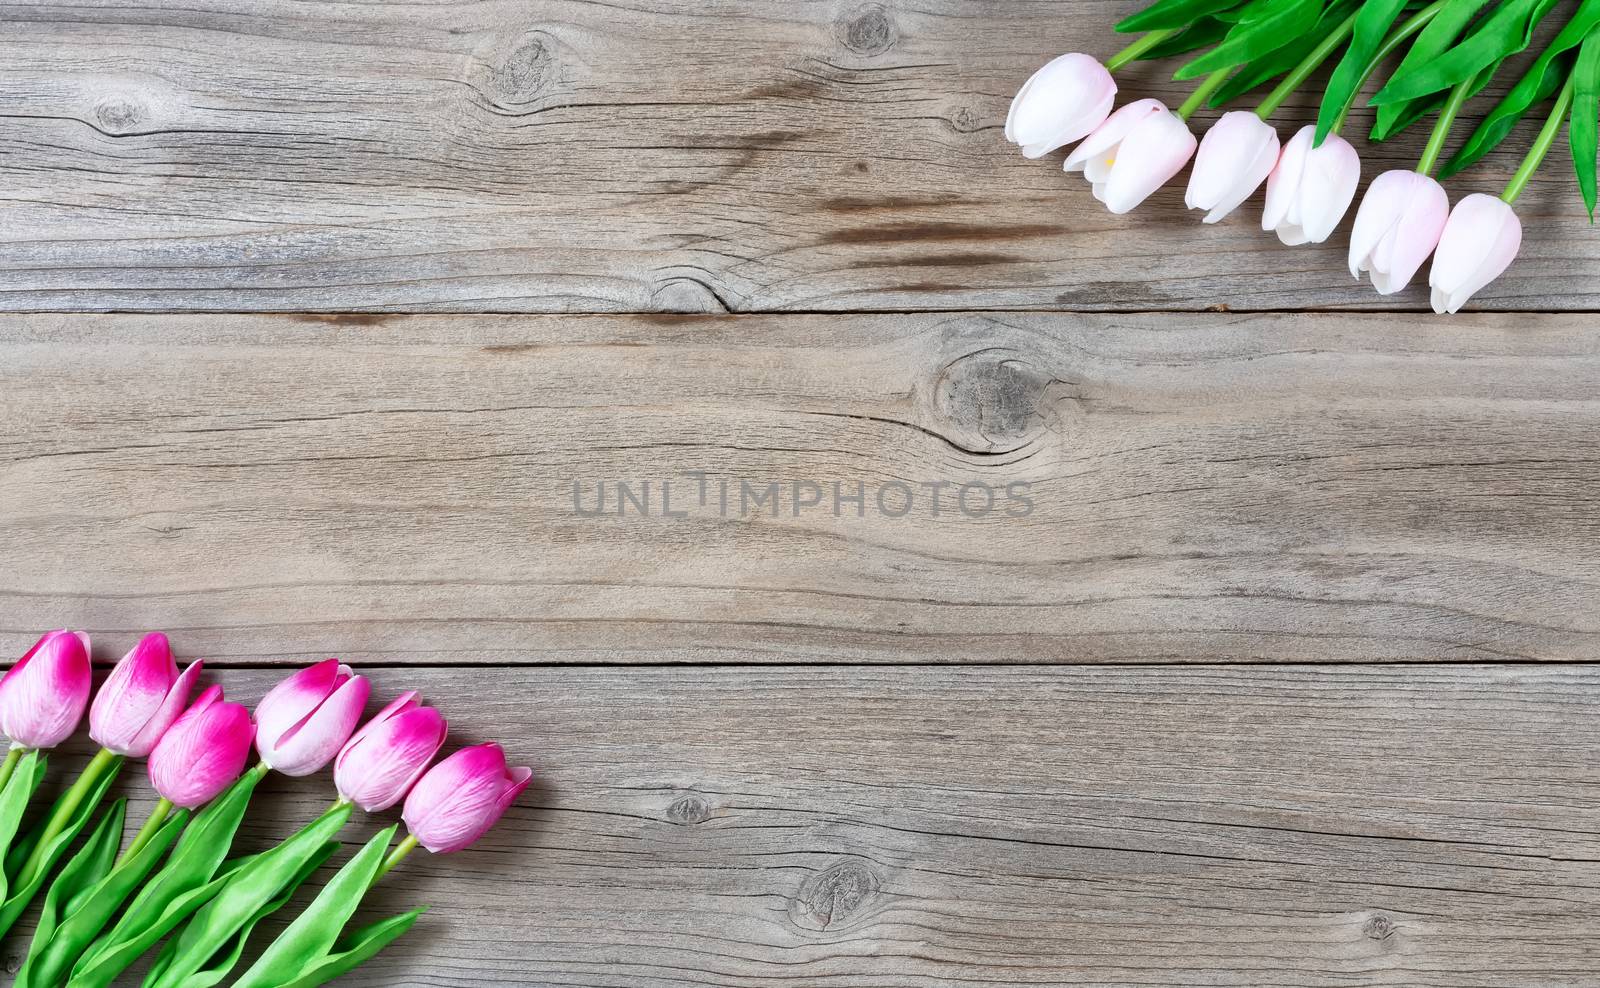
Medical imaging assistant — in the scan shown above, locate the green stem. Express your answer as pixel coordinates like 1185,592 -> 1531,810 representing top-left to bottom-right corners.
1416,74 -> 1475,176
1330,0 -> 1450,135
1258,9 -> 1362,119
1503,69 -> 1577,203
117,797 -> 173,867
373,833 -> 420,883
1107,29 -> 1179,72
1178,68 -> 1232,120
14,747 -> 122,887
0,747 -> 25,796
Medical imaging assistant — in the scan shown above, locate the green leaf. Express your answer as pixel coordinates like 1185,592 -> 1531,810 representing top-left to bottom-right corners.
70,768 -> 268,988
231,827 -> 398,988
1371,0 -> 1497,139
146,841 -> 341,988
1175,0 -> 1323,79
1439,2 -> 1600,177
12,799 -> 124,988
1315,0 -> 1410,142
17,807 -> 190,988
1212,0 -> 1359,105
1374,0 -> 1563,104
1118,0 -> 1247,33
1370,90 -> 1447,140
1571,27 -> 1600,218
1144,16 -> 1234,59
0,755 -> 122,940
144,803 -> 354,988
269,909 -> 428,988
0,751 -> 47,906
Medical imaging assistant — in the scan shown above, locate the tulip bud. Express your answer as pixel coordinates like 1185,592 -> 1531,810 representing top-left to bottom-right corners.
88,633 -> 203,757
1262,125 -> 1361,246
1428,193 -> 1521,314
1348,169 -> 1450,294
402,743 -> 531,854
148,685 -> 255,808
334,691 -> 448,812
1065,99 -> 1197,214
254,659 -> 371,777
1006,53 -> 1117,158
0,630 -> 92,750
1185,111 -> 1280,223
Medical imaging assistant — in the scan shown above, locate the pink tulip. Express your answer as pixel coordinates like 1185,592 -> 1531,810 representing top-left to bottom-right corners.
1348,169 -> 1450,294
88,633 -> 203,757
1185,111 -> 1280,223
148,685 -> 255,808
1006,53 -> 1117,158
402,743 -> 531,854
0,630 -> 92,750
334,691 -> 447,812
1065,99 -> 1197,214
1428,193 -> 1521,314
254,659 -> 370,777
1263,125 -> 1361,245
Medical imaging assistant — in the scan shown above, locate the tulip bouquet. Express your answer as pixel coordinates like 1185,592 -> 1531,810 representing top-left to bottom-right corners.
1008,0 -> 1600,311
0,630 -> 530,988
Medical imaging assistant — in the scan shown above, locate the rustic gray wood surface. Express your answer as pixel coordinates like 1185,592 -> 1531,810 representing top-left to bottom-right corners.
5,312 -> 1600,664
0,0 -> 1593,312
1,0 -> 1598,985
5,664 -> 1599,988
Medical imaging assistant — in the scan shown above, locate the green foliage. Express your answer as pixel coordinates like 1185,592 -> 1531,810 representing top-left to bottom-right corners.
1370,0 -> 1496,139
1375,0 -> 1563,104
1175,0 -> 1323,79
231,826 -> 427,988
0,754 -> 122,940
1143,16 -> 1235,59
141,802 -> 354,988
0,751 -> 47,907
70,768 -> 268,988
1439,2 -> 1600,177
1571,29 -> 1600,218
1118,0 -> 1248,33
16,804 -> 190,988
1212,0 -> 1358,104
1315,0 -> 1411,141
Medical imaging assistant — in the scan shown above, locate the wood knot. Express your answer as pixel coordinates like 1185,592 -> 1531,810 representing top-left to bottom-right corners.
789,860 -> 880,932
930,347 -> 1062,454
665,794 -> 711,825
94,95 -> 146,135
841,4 -> 896,56
950,106 -> 982,133
1363,915 -> 1397,941
470,30 -> 560,110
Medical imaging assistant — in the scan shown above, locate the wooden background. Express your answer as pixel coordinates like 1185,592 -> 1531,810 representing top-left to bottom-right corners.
2,1 -> 1599,986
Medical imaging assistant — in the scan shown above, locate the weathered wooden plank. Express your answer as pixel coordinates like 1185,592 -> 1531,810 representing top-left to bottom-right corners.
3,311 -> 1598,663
13,664 -> 1593,987
0,0 -> 1588,313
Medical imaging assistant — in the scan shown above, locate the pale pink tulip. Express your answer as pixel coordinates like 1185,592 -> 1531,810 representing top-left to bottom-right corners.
1428,193 -> 1521,314
1065,99 -> 1197,214
148,685 -> 255,808
1263,125 -> 1361,245
0,630 -> 92,750
254,659 -> 370,777
334,691 -> 447,812
88,633 -> 203,757
1348,169 -> 1450,294
402,743 -> 531,854
1185,111 -> 1280,223
1006,53 -> 1117,158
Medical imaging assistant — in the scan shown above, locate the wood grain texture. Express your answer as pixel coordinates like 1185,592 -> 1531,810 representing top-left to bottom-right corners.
0,0 -> 1591,314
11,663 -> 1594,988
3,311 -> 1598,664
